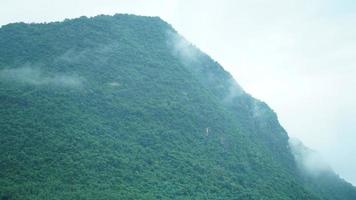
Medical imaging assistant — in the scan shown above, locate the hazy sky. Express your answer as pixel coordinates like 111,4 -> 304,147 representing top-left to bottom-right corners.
1,0 -> 355,185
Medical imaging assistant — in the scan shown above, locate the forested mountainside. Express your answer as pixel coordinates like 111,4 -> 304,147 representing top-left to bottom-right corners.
0,14 -> 355,200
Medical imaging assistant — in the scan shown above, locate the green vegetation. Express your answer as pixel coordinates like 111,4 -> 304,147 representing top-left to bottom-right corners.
0,14 -> 355,199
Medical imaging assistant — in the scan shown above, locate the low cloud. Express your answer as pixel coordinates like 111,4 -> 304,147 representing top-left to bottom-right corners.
222,78 -> 245,104
0,66 -> 84,88
168,30 -> 245,105
289,138 -> 332,177
167,30 -> 200,66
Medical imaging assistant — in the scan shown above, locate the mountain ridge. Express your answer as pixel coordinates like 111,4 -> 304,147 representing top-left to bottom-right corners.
0,14 -> 355,200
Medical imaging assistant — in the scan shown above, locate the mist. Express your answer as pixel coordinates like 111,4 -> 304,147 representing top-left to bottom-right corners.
168,30 -> 245,105
168,31 -> 198,65
0,66 -> 84,88
289,138 -> 332,177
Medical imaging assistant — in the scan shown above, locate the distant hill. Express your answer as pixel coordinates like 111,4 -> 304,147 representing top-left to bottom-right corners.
0,14 -> 355,200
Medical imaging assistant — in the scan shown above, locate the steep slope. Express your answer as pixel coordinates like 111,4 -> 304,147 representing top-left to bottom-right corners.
289,138 -> 356,200
0,14 -> 355,200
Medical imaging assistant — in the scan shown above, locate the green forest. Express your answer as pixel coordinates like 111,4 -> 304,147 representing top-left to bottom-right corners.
0,14 -> 355,199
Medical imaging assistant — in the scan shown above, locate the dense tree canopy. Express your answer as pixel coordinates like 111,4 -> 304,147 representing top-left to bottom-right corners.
0,14 -> 355,200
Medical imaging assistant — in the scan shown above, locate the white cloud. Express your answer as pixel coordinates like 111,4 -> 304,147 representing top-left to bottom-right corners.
289,138 -> 332,177
0,66 -> 84,88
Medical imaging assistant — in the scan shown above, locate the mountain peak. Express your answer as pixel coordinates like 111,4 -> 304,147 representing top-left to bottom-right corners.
1,14 -> 355,200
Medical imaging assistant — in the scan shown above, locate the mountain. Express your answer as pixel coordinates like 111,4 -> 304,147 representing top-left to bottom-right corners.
0,14 -> 355,200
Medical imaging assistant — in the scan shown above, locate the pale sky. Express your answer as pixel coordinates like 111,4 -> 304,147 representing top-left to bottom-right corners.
1,0 -> 355,185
